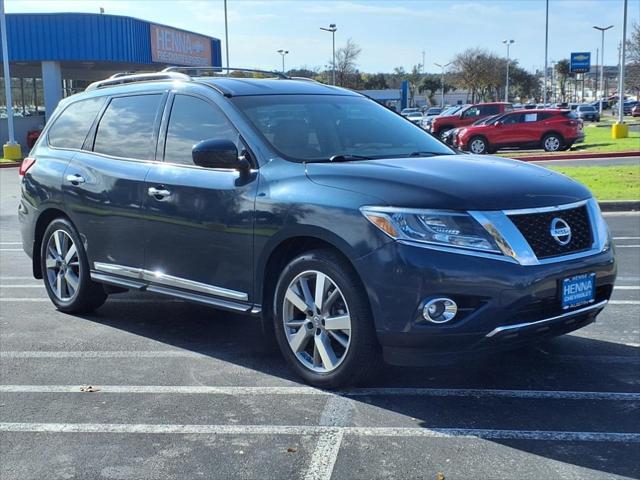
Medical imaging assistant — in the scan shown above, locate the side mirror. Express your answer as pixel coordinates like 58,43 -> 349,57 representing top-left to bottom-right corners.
494,121 -> 503,127
192,139 -> 247,170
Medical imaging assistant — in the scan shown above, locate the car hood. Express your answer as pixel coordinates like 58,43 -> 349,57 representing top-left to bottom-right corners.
305,154 -> 591,211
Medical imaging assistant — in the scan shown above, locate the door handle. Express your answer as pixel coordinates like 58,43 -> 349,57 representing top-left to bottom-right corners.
148,186 -> 171,199
65,174 -> 85,185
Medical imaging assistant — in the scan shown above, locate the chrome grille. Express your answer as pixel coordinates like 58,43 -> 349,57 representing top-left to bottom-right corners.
508,205 -> 593,260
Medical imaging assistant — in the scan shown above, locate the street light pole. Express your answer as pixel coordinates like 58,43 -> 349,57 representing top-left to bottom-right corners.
618,0 -> 627,125
277,49 -> 289,74
434,62 -> 452,109
503,39 -> 515,102
320,24 -> 337,85
223,0 -> 230,72
593,25 -> 613,114
543,0 -> 549,105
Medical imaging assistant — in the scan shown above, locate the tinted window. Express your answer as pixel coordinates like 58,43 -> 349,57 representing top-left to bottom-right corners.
502,113 -> 522,125
93,94 -> 162,159
479,105 -> 500,116
164,95 -> 237,166
462,106 -> 481,118
48,97 -> 105,149
232,95 -> 453,161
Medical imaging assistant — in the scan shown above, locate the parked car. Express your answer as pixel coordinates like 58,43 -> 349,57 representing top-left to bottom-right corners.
442,113 -> 504,146
589,100 -> 610,110
456,109 -> 584,154
632,104 -> 640,117
400,107 -> 420,116
420,104 -> 465,130
405,111 -> 424,125
427,102 -> 512,139
576,104 -> 600,122
613,100 -> 638,116
422,107 -> 442,118
19,71 -> 615,388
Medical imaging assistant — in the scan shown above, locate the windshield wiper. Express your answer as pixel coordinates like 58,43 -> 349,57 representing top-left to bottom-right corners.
406,151 -> 453,157
327,154 -> 374,162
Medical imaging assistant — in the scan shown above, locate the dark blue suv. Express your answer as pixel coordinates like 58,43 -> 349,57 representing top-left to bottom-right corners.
19,70 -> 616,388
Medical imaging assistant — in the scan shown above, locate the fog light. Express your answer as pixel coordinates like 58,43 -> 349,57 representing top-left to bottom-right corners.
422,298 -> 458,323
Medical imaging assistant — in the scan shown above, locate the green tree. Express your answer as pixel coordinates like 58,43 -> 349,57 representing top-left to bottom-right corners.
362,73 -> 388,89
555,59 -> 572,102
419,74 -> 453,104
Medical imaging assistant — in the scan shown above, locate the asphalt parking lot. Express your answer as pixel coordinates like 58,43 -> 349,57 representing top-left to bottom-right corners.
1,168 -> 639,480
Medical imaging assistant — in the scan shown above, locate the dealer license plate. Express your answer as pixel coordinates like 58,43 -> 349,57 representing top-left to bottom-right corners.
562,273 -> 596,310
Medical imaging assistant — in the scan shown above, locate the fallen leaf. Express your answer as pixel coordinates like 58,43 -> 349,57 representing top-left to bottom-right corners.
436,473 -> 445,480
287,447 -> 298,453
80,386 -> 100,393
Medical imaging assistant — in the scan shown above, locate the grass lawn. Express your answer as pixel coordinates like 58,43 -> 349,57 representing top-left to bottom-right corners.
548,165 -> 640,200
573,126 -> 640,153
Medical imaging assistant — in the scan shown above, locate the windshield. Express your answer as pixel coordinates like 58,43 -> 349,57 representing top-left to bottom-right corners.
579,106 -> 596,112
407,112 -> 423,117
426,108 -> 441,115
232,95 -> 454,162
440,106 -> 461,116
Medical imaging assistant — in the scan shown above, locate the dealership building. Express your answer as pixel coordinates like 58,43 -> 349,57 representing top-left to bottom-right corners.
0,12 -> 222,149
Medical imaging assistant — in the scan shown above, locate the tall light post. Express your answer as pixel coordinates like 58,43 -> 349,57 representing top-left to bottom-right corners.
543,0 -> 549,105
617,0 -> 628,126
0,0 -> 19,159
593,25 -> 613,114
503,39 -> 515,102
277,49 -> 289,74
320,23 -> 337,85
223,0 -> 230,71
434,62 -> 452,108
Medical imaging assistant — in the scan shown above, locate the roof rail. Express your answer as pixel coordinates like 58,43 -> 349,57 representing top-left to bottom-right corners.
162,66 -> 288,80
85,72 -> 191,91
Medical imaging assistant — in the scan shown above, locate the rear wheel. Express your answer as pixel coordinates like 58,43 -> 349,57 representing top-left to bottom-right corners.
41,218 -> 107,313
273,249 -> 379,388
468,136 -> 488,154
542,133 -> 563,152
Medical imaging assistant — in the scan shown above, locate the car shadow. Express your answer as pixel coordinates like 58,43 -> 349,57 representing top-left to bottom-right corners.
76,294 -> 640,478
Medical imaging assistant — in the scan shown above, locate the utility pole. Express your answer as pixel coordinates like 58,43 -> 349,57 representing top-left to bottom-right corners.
503,39 -> 515,102
593,25 -> 613,114
617,0 -> 627,125
543,0 -> 549,105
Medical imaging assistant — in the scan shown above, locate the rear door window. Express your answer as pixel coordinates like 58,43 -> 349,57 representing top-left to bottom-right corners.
479,105 -> 500,116
163,95 -> 237,166
93,94 -> 163,160
48,97 -> 105,150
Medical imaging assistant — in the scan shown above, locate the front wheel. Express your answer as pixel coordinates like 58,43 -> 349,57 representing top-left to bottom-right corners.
273,249 -> 379,388
542,133 -> 563,152
41,218 -> 107,313
468,136 -> 488,154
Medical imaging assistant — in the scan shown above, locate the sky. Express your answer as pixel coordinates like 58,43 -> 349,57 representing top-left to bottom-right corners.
6,0 -> 640,74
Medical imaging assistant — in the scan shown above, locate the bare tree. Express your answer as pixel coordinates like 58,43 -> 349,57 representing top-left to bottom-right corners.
627,22 -> 640,64
333,39 -> 362,88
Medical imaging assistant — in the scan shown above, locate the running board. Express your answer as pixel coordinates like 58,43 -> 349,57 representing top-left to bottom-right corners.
90,271 -> 260,315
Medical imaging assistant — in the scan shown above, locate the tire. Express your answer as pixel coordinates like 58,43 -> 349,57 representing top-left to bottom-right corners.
468,136 -> 488,154
542,133 -> 563,152
273,249 -> 379,388
40,218 -> 107,313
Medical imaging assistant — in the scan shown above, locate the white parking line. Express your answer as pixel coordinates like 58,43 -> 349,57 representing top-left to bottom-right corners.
0,248 -> 23,251
0,276 -> 36,280
616,245 -> 640,248
608,300 -> 640,305
0,242 -> 21,245
0,298 -> 183,303
615,286 -> 640,290
0,285 -> 42,288
614,237 -> 640,240
0,384 -> 638,400
0,422 -> 637,442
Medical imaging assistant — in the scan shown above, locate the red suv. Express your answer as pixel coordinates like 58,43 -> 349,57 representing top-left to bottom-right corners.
455,109 -> 584,154
428,102 -> 512,139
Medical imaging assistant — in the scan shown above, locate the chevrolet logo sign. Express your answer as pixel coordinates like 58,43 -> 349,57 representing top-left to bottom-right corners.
573,54 -> 589,61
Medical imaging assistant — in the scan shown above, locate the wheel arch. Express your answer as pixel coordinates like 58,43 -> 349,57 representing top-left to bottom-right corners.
32,208 -> 71,279
541,130 -> 565,143
256,228 -> 365,324
467,134 -> 489,153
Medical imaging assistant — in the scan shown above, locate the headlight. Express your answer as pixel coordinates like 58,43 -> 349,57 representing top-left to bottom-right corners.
361,207 -> 502,253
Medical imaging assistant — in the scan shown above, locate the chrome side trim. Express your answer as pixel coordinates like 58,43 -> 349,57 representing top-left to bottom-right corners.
142,270 -> 248,301
502,199 -> 589,216
485,300 -> 607,338
146,285 -> 251,312
90,272 -> 147,290
93,262 -> 248,301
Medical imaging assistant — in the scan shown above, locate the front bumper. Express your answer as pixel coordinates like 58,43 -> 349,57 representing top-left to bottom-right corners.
354,241 -> 615,366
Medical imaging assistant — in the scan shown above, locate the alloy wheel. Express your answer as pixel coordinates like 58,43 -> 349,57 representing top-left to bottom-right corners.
282,270 -> 351,373
45,229 -> 80,301
470,138 -> 486,154
544,136 -> 560,151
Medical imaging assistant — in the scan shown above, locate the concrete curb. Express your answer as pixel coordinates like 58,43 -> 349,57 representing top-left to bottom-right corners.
598,200 -> 640,212
0,162 -> 20,169
511,151 -> 639,162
